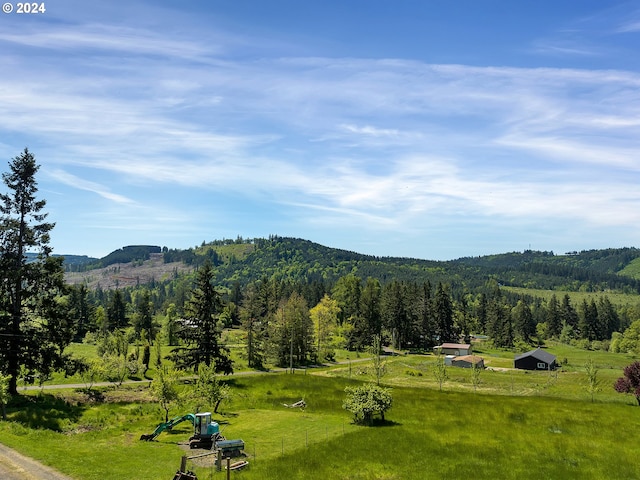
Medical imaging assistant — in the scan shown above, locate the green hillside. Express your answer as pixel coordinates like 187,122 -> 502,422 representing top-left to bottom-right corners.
67,237 -> 640,295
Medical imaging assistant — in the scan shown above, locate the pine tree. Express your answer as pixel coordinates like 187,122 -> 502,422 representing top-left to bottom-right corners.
171,261 -> 233,374
0,148 -> 71,395
434,283 -> 455,343
382,280 -> 408,350
512,299 -> 535,343
546,294 -> 561,338
359,277 -> 382,348
240,283 -> 265,369
560,294 -> 578,329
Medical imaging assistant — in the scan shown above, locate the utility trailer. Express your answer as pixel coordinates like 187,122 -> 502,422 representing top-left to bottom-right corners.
216,439 -> 245,458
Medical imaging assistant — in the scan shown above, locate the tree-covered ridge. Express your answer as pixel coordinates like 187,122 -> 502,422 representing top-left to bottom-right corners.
66,237 -> 640,294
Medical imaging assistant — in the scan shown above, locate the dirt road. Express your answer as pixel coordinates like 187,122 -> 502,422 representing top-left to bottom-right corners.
0,443 -> 72,480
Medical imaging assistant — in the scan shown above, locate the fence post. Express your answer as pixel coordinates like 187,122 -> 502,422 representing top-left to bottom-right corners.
216,448 -> 222,472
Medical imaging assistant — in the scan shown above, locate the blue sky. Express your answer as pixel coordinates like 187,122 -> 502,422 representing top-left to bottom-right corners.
1,1 -> 640,260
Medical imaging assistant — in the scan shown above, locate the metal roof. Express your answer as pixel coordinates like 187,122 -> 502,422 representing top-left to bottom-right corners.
514,348 -> 556,364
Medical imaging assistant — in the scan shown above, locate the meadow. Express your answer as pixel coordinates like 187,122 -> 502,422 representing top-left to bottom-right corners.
1,344 -> 639,479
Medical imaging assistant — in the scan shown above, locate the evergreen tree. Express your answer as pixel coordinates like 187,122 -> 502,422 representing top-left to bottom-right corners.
171,262 -> 233,374
417,281 -> 435,350
132,289 -> 155,340
68,284 -> 93,341
512,298 -> 535,343
476,293 -> 488,334
560,294 -> 578,329
332,274 -> 361,326
268,292 -> 315,368
382,280 -> 409,350
106,289 -> 128,331
358,277 -> 382,348
240,283 -> 265,369
546,294 -> 561,338
0,148 -> 72,395
434,283 -> 455,343
578,299 -> 599,341
597,296 -> 619,341
487,293 -> 513,348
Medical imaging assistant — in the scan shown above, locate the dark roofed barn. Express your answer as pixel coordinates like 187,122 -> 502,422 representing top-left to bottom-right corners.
514,348 -> 557,371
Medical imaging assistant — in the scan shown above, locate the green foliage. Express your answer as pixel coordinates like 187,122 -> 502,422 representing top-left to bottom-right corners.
0,372 -> 9,419
310,294 -> 340,361
370,335 -> 386,386
170,261 -> 233,374
189,362 -> 230,414
619,320 -> 640,354
432,354 -> 448,391
267,292 -> 316,368
343,383 -> 393,425
86,245 -> 161,269
0,148 -> 70,395
150,365 -> 181,422
584,357 -> 599,402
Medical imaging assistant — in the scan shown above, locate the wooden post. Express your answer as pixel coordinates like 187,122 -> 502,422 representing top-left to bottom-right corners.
226,457 -> 231,480
216,448 -> 222,472
180,455 -> 187,472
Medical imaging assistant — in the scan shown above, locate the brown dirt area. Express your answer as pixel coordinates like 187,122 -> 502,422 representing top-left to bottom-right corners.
64,254 -> 194,290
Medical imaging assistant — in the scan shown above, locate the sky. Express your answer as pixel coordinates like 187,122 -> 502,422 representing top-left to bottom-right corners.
1,1 -> 640,260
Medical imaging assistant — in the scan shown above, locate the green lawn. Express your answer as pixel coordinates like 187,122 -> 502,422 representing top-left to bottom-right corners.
1,348 -> 640,480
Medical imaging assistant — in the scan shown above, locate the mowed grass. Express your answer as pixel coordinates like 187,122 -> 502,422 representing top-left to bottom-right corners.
236,390 -> 639,480
2,370 -> 639,480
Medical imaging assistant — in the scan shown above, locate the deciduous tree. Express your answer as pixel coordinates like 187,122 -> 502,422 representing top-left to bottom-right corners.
190,362 -> 230,414
310,294 -> 340,361
151,365 -> 181,422
614,361 -> 640,405
343,383 -> 392,425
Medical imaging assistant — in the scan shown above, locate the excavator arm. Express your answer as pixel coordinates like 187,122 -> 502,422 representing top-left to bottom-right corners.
140,414 -> 196,441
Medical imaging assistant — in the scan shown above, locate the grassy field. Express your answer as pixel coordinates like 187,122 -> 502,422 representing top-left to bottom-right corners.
1,343 -> 640,479
504,286 -> 640,307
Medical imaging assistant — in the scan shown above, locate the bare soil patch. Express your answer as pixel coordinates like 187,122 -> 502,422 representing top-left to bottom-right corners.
65,254 -> 194,290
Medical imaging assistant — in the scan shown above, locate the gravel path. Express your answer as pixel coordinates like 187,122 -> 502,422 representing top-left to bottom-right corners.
0,443 -> 72,480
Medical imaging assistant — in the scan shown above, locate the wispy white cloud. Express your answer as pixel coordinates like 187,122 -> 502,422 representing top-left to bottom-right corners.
49,170 -> 134,204
2,4 -> 640,257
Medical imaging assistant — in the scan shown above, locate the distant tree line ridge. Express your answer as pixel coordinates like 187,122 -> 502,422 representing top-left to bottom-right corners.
64,237 -> 640,294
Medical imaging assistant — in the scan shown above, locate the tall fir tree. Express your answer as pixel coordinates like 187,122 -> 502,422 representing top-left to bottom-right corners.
434,282 -> 456,343
546,294 -> 561,338
0,149 -> 72,394
240,282 -> 265,369
171,261 -> 233,374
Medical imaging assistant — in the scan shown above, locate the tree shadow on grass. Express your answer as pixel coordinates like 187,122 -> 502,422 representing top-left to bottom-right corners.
8,393 -> 85,432
371,418 -> 401,427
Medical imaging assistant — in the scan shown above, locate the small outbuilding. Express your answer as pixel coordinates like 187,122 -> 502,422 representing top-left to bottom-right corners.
444,355 -> 456,366
451,355 -> 485,369
433,343 -> 472,356
514,348 -> 557,371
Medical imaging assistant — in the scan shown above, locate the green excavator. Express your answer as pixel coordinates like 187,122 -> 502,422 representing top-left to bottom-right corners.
140,412 -> 222,449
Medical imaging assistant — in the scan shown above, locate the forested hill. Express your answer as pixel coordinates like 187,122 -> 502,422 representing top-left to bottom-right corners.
64,236 -> 640,294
